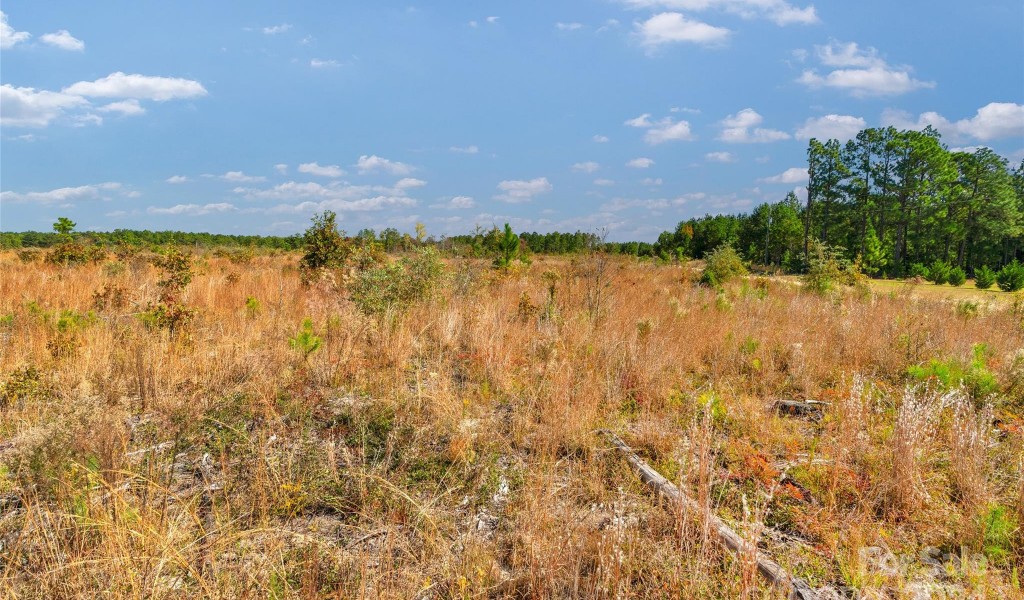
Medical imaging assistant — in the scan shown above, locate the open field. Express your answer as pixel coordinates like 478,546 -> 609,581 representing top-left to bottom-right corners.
0,250 -> 1021,598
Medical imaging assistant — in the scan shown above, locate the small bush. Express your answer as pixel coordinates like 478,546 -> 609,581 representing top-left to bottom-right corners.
17,249 -> 41,263
980,504 -> 1018,566
244,296 -> 261,318
907,263 -> 929,279
493,223 -> 529,271
700,244 -> 747,287
349,248 -> 447,318
802,241 -> 861,294
907,343 -> 998,398
45,242 -> 106,266
947,266 -> 966,287
974,265 -> 996,289
299,211 -> 351,284
926,260 -> 952,285
996,260 -> 1024,292
289,318 -> 322,360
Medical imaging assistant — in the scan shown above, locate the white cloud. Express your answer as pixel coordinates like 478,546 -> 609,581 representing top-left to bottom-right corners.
40,29 -> 84,51
671,106 -> 701,114
556,22 -> 584,31
797,41 -> 935,97
795,114 -> 866,141
394,177 -> 427,190
263,24 -> 292,35
0,182 -> 121,204
626,112 -> 695,143
0,84 -> 88,127
601,198 -> 671,212
96,99 -> 145,116
594,178 -> 616,186
593,134 -> 610,143
759,167 -> 807,184
274,164 -> 288,174
705,151 -> 736,162
165,175 -> 189,184
298,162 -> 345,177
263,196 -> 417,214
310,58 -> 340,68
621,1 -> 818,26
0,11 -> 30,49
356,154 -> 414,175
635,12 -> 730,48
486,16 -> 500,24
148,203 -> 236,216
450,145 -> 479,154
718,108 -> 790,143
431,196 -> 476,210
64,72 -> 207,101
572,161 -> 600,173
627,157 -> 655,168
641,177 -> 663,185
221,171 -> 266,182
882,102 -> 1024,143
494,177 -> 552,203
72,113 -> 102,127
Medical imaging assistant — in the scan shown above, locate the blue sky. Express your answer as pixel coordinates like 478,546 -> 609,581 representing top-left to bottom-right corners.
2,1 -> 1022,241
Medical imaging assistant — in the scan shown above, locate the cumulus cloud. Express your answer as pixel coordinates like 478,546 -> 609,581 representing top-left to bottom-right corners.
450,145 -> 479,154
705,151 -> 736,162
494,177 -> 552,203
0,11 -> 30,49
431,196 -> 476,210
220,171 -> 266,182
64,72 -> 208,101
40,29 -> 84,51
882,102 -> 1024,143
356,154 -> 414,175
298,162 -> 345,177
797,41 -> 935,97
625,112 -> 695,144
594,178 -> 616,186
718,108 -> 790,143
641,177 -> 663,185
621,1 -> 818,26
97,99 -> 145,116
556,22 -> 584,31
635,12 -> 730,48
759,167 -> 808,184
795,114 -> 866,141
0,182 -> 121,204
593,134 -> 610,143
231,179 -> 423,215
147,203 -> 236,216
572,161 -> 600,173
394,177 -> 427,190
0,84 -> 88,127
165,175 -> 189,184
626,157 -> 655,168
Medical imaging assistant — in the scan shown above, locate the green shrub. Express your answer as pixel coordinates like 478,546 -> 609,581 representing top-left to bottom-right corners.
700,244 -> 747,287
947,266 -> 966,286
493,223 -> 529,271
45,242 -> 106,266
926,260 -> 952,285
349,248 -> 447,318
289,318 -> 322,360
997,260 -> 1024,292
974,265 -> 996,289
907,263 -> 929,279
907,343 -> 998,398
802,241 -> 862,294
299,211 -> 351,283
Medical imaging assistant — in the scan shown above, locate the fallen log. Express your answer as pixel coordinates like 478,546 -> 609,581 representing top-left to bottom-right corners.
774,399 -> 828,419
599,430 -> 817,600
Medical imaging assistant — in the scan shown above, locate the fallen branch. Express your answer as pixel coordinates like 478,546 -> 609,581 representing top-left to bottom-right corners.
598,430 -> 817,600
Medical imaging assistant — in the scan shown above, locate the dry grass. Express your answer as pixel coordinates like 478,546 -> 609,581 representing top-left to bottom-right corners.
0,250 -> 1021,598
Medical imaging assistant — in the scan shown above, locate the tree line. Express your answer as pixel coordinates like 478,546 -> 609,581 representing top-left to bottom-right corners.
653,126 -> 1024,277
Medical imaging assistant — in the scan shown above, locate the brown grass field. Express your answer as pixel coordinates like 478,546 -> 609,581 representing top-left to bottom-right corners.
0,250 -> 1021,598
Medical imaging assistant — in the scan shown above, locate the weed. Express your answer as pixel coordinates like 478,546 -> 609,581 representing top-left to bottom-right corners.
289,318 -> 323,360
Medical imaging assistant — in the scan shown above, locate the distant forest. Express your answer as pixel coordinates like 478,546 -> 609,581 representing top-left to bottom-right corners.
4,126 -> 1022,277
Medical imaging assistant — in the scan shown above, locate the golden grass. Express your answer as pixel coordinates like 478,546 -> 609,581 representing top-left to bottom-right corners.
0,251 -> 1021,598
